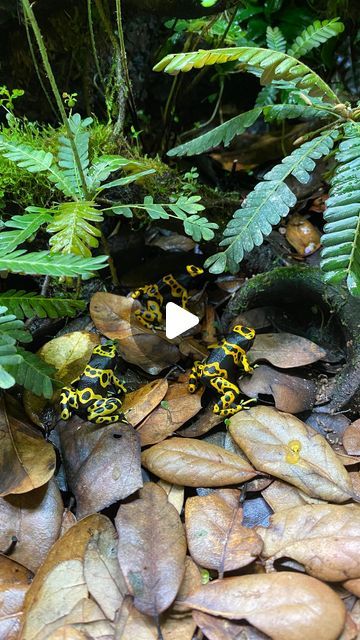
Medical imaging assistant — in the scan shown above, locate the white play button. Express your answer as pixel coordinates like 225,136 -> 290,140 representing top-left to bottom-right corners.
165,302 -> 199,339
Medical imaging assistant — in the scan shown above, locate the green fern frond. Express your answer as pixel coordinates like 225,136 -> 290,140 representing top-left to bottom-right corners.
154,47 -> 339,103
205,130 -> 338,274
266,26 -> 287,53
0,136 -> 53,172
255,85 -> 279,107
168,108 -> 262,157
47,201 -> 102,257
0,305 -> 32,343
288,18 -> 344,59
263,103 -> 330,122
0,290 -> 85,319
8,347 -> 55,398
0,212 -> 51,256
321,124 -> 360,296
1,250 -> 108,277
87,155 -> 136,192
57,113 -> 91,199
0,341 -> 21,389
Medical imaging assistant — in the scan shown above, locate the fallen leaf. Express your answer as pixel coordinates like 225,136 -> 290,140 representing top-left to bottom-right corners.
239,364 -> 316,413
173,556 -> 202,613
202,306 -> 218,345
20,514 -> 114,640
343,578 -> 360,598
122,379 -> 169,427
248,333 -> 326,368
262,480 -> 324,512
178,405 -> 223,438
258,504 -> 360,581
24,331 -> 99,426
59,417 -> 143,519
158,480 -> 184,515
116,482 -> 187,617
0,398 -> 56,495
147,231 -> 195,252
343,420 -> 360,456
185,491 -> 263,573
286,214 -> 321,256
45,628 -> 89,640
228,308 -> 272,332
0,480 -> 63,572
90,292 -> 180,374
193,611 -> 270,640
229,406 -> 355,502
178,338 -> 208,360
142,437 -> 257,487
137,383 -> 203,446
60,510 -> 77,537
182,572 -> 346,640
0,556 -> 33,640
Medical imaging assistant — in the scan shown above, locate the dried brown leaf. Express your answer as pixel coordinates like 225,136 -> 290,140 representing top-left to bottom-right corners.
248,333 -> 326,368
158,480 -> 184,515
239,364 -> 316,413
0,398 -> 56,495
185,492 -> 263,572
343,420 -> 360,456
285,214 -> 321,256
182,573 -> 346,640
115,482 -> 187,616
262,480 -> 324,513
343,578 -> 360,598
59,418 -> 142,519
122,379 -> 168,427
0,480 -> 63,572
142,437 -> 257,487
0,556 -> 32,640
193,611 -> 270,640
45,628 -> 89,640
178,405 -> 222,438
138,383 -> 203,446
229,406 -> 354,502
258,504 -> 360,581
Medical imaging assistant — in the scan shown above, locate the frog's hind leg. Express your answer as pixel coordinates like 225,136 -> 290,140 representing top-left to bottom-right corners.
87,397 -> 127,425
188,361 -> 203,393
111,374 -> 127,394
59,386 -> 78,421
218,397 -> 257,417
208,377 -> 255,417
134,299 -> 163,329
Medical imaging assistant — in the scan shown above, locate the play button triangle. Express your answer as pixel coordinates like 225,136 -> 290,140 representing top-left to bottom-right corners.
165,302 -> 199,339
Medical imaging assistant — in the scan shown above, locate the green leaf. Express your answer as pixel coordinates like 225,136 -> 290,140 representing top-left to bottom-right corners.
47,201 -> 103,257
168,108 -> 262,157
288,18 -> 344,59
266,26 -> 287,53
0,212 -> 52,257
8,347 -> 56,398
0,250 -> 108,277
154,46 -> 339,103
263,103 -> 330,122
0,136 -> 54,173
0,306 -> 32,343
57,113 -> 91,198
143,196 -> 169,220
87,155 -> 138,192
0,290 -> 85,319
321,123 -> 360,297
205,130 -> 338,274
98,168 -> 156,192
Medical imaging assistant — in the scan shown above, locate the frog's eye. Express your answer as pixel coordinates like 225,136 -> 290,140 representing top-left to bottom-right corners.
233,325 -> 255,340
186,265 -> 204,277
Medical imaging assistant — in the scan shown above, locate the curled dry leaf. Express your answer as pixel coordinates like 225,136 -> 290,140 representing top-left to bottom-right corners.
142,437 -> 257,487
258,504 -> 360,582
193,611 -> 270,640
239,364 -> 316,413
137,383 -> 203,446
343,419 -> 360,456
248,333 -> 326,368
0,555 -> 33,640
90,292 -> 180,375
285,214 -> 321,256
0,398 -> 56,495
121,379 -> 168,427
229,406 -> 354,502
0,480 -> 63,572
115,482 -> 187,617
182,572 -> 346,640
59,417 -> 143,519
185,491 -> 263,572
20,514 -> 115,640
24,331 -> 99,426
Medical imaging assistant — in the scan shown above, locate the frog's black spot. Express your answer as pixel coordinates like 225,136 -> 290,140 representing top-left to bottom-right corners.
113,433 -> 122,439
81,390 -> 91,401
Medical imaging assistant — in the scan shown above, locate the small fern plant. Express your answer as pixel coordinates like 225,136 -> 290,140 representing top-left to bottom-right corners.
155,44 -> 360,296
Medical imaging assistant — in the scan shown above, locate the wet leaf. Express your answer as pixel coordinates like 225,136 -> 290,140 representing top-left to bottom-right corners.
138,383 -> 203,446
0,480 -> 63,572
248,333 -> 326,368
59,417 -> 142,519
193,611 -> 270,640
115,482 -> 187,616
285,214 -> 321,257
182,573 -> 346,640
21,515 -> 114,640
0,398 -> 56,495
239,364 -> 316,413
259,504 -> 360,581
343,420 -> 360,456
229,406 -> 355,502
185,491 -> 263,572
142,437 -> 257,487
90,292 -> 180,374
122,379 -> 169,427
0,556 -> 32,640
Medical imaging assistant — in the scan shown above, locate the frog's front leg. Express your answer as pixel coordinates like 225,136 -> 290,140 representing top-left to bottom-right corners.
59,386 -> 78,421
112,374 -> 127,395
240,353 -> 254,374
188,361 -> 203,393
87,397 -> 127,425
134,299 -> 163,329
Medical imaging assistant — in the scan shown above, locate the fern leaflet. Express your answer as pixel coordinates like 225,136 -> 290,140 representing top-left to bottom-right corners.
288,18 -> 344,59
8,347 -> 56,398
0,212 -> 51,256
266,26 -> 287,53
47,202 -> 103,257
0,305 -> 32,343
263,103 -> 330,122
0,291 -> 85,319
57,113 -> 91,198
0,136 -> 53,172
205,130 -> 338,274
1,250 -> 108,277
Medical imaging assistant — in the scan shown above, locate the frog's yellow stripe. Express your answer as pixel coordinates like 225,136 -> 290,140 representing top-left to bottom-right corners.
77,387 -> 103,403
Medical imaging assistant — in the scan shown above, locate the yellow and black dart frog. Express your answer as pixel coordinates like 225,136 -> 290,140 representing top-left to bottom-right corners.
59,343 -> 128,425
130,264 -> 204,329
188,325 -> 256,417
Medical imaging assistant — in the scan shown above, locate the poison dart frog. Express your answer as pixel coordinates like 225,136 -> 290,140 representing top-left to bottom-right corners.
188,325 -> 256,417
59,343 -> 128,425
131,264 -> 204,329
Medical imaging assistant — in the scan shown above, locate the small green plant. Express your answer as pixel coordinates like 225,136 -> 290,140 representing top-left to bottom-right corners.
155,45 -> 360,296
